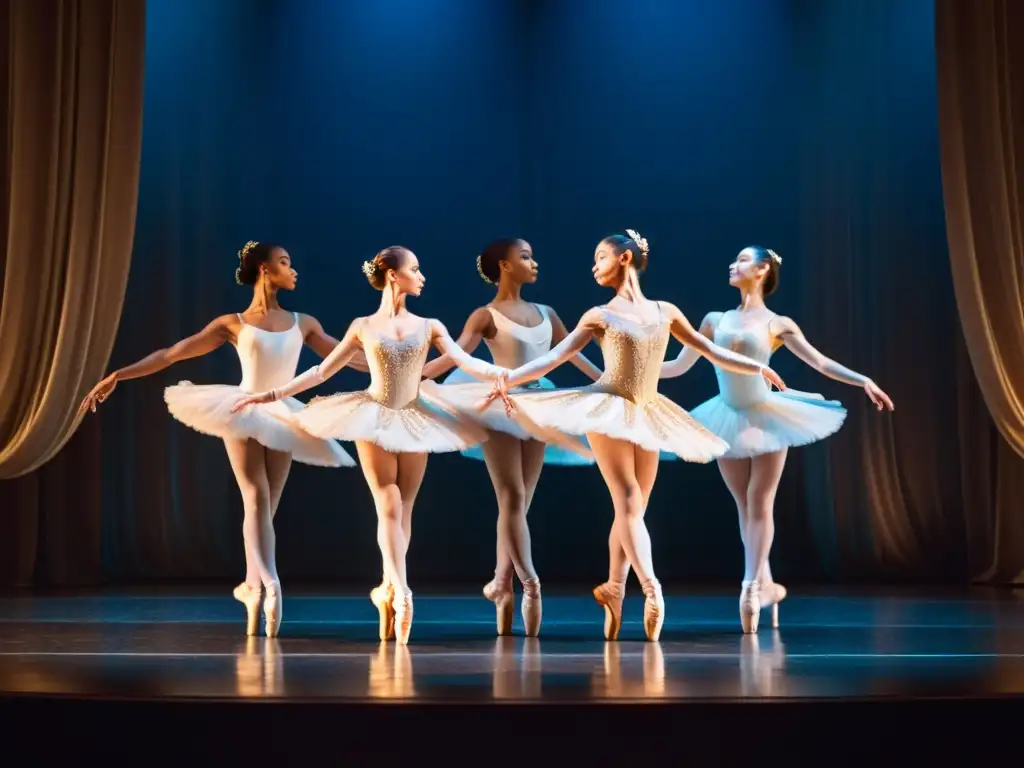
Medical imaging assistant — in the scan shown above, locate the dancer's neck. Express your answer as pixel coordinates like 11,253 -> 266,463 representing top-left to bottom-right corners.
246,280 -> 280,316
494,280 -> 523,303
737,285 -> 766,312
377,286 -> 407,318
615,267 -> 645,303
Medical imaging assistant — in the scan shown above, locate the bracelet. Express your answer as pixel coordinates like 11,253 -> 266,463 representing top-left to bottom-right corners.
269,389 -> 279,402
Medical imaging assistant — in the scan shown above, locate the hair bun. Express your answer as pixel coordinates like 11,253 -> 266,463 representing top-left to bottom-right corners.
625,228 -> 649,256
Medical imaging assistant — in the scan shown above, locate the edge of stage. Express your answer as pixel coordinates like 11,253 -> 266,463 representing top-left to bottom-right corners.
1,585 -> 1022,759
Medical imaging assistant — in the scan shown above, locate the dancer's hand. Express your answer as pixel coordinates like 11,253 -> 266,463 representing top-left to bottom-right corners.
761,366 -> 786,392
230,391 -> 275,413
476,372 -> 515,417
864,380 -> 894,411
78,374 -> 118,416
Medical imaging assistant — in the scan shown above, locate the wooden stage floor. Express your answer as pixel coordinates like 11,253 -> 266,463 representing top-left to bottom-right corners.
1,586 -> 1022,761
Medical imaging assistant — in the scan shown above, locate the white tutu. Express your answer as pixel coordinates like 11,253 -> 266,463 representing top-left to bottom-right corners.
288,387 -> 489,455
423,368 -> 594,465
689,389 -> 846,459
164,382 -> 354,467
507,385 -> 730,463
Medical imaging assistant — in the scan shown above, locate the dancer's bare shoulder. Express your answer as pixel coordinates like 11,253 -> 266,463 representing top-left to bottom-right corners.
464,305 -> 497,337
203,313 -> 241,343
579,305 -> 610,331
700,311 -> 724,337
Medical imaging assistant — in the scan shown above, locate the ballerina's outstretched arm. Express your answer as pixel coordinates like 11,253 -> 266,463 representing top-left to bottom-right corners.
771,316 -> 894,411
475,308 -> 604,412
231,319 -> 365,411
504,307 -> 605,388
78,314 -> 238,416
546,305 -> 603,381
659,311 -> 721,379
662,303 -> 786,390
300,314 -> 369,372
420,308 -> 491,381
427,319 -> 509,380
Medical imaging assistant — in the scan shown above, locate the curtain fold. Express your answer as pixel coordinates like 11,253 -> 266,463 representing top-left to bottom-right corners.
0,0 -> 145,479
935,0 -> 1024,582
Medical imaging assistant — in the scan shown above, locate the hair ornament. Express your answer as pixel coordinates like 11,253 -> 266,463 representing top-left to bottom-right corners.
475,254 -> 493,284
625,228 -> 649,257
767,248 -> 782,265
238,240 -> 258,262
235,240 -> 259,285
362,260 -> 378,278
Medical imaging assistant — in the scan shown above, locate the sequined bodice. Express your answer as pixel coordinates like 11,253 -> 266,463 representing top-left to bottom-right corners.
596,307 -> 670,404
712,313 -> 773,408
484,306 -> 553,369
236,314 -> 303,393
364,323 -> 431,408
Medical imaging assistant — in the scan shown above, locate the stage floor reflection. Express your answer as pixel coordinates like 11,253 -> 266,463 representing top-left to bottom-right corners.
0,589 -> 1022,702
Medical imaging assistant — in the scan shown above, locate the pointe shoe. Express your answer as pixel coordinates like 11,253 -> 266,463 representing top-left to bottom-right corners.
370,583 -> 396,641
521,578 -> 542,638
233,582 -> 262,637
264,581 -> 282,638
483,579 -> 514,636
740,580 -> 760,634
641,579 -> 665,642
593,581 -> 625,640
759,581 -> 787,629
394,591 -> 413,645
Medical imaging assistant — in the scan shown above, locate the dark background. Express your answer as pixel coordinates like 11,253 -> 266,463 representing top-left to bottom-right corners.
8,0 -> 998,589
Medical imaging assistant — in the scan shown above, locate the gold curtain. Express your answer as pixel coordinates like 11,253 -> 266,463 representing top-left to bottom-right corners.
936,0 -> 1024,582
0,0 -> 145,479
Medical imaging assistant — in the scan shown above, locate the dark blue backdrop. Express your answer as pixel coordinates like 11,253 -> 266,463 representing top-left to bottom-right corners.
86,0 -> 986,589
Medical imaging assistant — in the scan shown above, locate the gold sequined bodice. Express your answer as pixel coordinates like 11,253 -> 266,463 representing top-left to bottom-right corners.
595,306 -> 670,404
364,322 -> 431,409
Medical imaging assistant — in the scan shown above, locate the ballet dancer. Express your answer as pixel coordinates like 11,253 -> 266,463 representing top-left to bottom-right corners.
231,246 -> 514,645
79,241 -> 363,637
660,245 -> 893,633
479,230 -> 785,641
418,238 -> 601,637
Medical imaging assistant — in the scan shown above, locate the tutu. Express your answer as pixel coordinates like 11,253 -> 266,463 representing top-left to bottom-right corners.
508,385 -> 730,462
692,310 -> 849,459
282,319 -> 496,455
497,304 -> 730,462
425,367 -> 594,465
289,388 -> 489,455
690,388 -> 846,459
164,382 -> 354,467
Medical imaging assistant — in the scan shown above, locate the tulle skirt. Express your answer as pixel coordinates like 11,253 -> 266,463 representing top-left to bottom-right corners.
422,369 -> 594,465
689,389 -> 847,459
164,382 -> 354,467
506,384 -> 730,463
288,387 -> 489,455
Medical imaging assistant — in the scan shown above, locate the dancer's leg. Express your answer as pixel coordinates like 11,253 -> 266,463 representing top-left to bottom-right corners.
482,431 -> 540,586
224,439 -> 277,588
746,450 -> 787,584
589,434 -> 664,641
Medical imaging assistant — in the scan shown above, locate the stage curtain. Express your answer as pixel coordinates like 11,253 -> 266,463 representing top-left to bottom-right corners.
0,0 -> 145,584
935,0 -> 1024,583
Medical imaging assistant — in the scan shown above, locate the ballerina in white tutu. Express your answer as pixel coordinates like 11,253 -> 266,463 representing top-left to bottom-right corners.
660,245 -> 894,633
79,241 -> 365,638
418,238 -> 601,637
479,231 -> 786,641
232,246 -> 514,645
